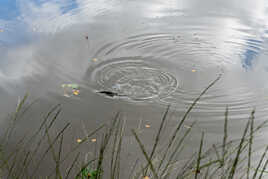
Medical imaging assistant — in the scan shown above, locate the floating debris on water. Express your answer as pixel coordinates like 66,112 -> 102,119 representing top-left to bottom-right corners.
145,124 -> 151,128
91,138 -> 97,142
63,94 -> 71,98
62,83 -> 80,97
77,138 -> 82,143
92,58 -> 98,62
72,89 -> 80,96
184,125 -> 192,129
97,91 -> 119,97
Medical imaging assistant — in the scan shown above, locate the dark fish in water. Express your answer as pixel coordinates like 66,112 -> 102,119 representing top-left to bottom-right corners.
97,91 -> 119,97
97,91 -> 128,98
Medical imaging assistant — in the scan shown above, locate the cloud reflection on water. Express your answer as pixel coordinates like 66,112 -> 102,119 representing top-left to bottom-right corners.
1,2 -> 268,176
0,0 -> 268,99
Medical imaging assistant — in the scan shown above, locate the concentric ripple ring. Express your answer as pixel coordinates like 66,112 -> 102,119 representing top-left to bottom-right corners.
87,57 -> 178,101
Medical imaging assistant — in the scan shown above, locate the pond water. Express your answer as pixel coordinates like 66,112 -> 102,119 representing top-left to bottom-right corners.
1,0 -> 268,178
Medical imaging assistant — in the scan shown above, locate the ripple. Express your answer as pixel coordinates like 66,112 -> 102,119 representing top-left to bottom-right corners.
86,57 -> 178,101
86,28 -> 267,117
92,32 -> 237,71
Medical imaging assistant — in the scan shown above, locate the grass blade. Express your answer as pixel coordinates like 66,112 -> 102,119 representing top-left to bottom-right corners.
96,112 -> 119,179
145,105 -> 170,175
247,109 -> 255,179
65,152 -> 80,179
31,122 -> 70,177
131,129 -> 159,179
228,116 -> 250,179
195,132 -> 204,179
222,106 -> 228,167
158,75 -> 221,170
161,121 -> 196,177
20,105 -> 61,178
56,133 -> 64,179
258,156 -> 268,179
252,146 -> 268,179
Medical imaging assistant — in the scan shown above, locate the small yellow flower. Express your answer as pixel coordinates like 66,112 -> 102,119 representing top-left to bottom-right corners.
91,138 -> 97,142
192,69 -> 196,72
73,90 -> 80,96
0,29 -> 3,32
145,124 -> 151,128
92,58 -> 98,62
143,176 -> 150,179
77,138 -> 82,143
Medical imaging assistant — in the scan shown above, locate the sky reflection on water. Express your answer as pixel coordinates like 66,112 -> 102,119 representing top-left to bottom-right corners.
0,1 -> 268,131
0,0 -> 267,109
2,0 -> 268,177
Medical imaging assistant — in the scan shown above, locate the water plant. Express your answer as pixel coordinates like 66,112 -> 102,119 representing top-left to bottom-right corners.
0,75 -> 268,178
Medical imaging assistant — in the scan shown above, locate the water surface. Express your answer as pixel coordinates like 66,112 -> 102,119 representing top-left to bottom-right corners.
1,0 -> 268,177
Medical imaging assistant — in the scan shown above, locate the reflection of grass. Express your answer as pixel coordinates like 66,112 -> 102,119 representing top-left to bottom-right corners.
1,75 -> 268,178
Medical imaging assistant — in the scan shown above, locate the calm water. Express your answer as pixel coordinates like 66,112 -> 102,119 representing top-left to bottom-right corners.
1,0 -> 268,177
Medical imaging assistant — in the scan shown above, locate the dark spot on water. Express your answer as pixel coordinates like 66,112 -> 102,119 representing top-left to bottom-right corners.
97,91 -> 119,97
87,57 -> 178,101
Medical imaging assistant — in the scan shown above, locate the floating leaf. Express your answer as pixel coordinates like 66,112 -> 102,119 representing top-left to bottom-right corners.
73,90 -> 80,96
92,58 -> 98,62
145,124 -> 151,128
62,83 -> 80,97
184,125 -> 192,129
77,139 -> 82,143
91,138 -> 97,142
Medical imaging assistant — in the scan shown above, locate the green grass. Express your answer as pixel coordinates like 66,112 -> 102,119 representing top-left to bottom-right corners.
1,75 -> 268,178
